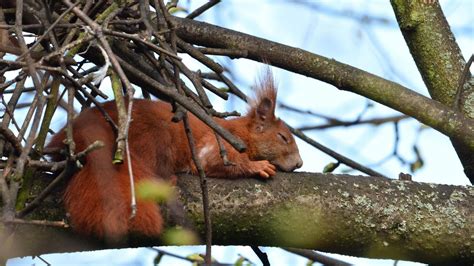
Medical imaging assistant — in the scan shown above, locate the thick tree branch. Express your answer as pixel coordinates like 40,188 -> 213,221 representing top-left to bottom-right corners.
390,1 -> 474,182
170,17 -> 474,152
390,1 -> 469,108
1,172 -> 472,265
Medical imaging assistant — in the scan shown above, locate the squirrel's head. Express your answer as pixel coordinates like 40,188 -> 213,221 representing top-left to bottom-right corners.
245,69 -> 303,172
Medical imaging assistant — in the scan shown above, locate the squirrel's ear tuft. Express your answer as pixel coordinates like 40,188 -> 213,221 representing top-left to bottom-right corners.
256,97 -> 273,121
248,66 -> 277,121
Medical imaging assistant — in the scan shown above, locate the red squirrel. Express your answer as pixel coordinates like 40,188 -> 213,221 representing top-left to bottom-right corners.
47,71 -> 303,241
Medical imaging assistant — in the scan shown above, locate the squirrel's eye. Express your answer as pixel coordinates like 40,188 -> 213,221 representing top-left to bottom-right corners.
278,133 -> 288,144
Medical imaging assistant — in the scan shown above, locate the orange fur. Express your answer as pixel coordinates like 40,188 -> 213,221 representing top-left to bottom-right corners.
48,71 -> 302,240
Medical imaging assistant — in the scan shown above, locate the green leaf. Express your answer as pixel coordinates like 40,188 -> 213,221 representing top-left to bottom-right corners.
323,162 -> 340,173
410,159 -> 424,172
410,145 -> 424,172
169,7 -> 187,14
135,179 -> 175,203
163,227 -> 200,245
187,253 -> 205,264
234,256 -> 245,266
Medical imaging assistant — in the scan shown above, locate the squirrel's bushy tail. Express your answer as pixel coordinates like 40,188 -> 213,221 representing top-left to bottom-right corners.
49,119 -> 163,241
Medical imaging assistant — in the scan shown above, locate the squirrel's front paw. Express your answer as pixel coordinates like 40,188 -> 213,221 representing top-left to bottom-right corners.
250,160 -> 276,178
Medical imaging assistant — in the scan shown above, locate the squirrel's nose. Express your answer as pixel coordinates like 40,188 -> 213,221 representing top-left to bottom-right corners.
295,156 -> 303,169
296,160 -> 303,169
288,157 -> 303,171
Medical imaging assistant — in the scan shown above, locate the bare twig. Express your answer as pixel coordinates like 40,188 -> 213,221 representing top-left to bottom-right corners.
279,102 -> 354,122
251,246 -> 270,266
218,73 -> 247,101
0,72 -> 27,92
43,35 -> 95,63
110,70 -> 127,164
183,114 -> 213,264
34,78 -> 61,156
1,218 -> 69,228
0,59 -> 64,72
139,0 -> 154,37
65,85 -> 76,158
16,2 -> 79,60
284,248 -> 351,266
0,126 -> 22,155
20,160 -> 66,171
454,54 -> 473,110
172,61 -> 213,108
59,74 -> 118,131
149,247 -> 203,263
288,124 -> 389,178
0,77 -> 25,155
0,23 -> 81,30
66,65 -> 108,99
186,0 -> 221,19
213,132 -> 233,166
298,114 -> 409,130
201,79 -> 229,100
176,37 -> 224,74
200,72 -> 248,101
103,29 -> 181,59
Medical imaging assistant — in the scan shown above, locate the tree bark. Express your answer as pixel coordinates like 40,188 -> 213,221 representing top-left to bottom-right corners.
390,0 -> 474,183
1,172 -> 472,265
